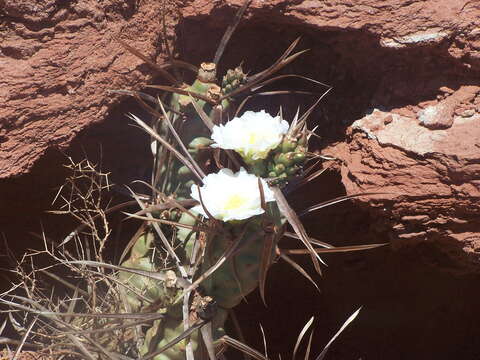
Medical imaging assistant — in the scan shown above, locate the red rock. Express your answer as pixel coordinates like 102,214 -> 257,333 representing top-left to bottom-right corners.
0,0 -> 171,178
327,94 -> 480,265
2,0 -> 480,178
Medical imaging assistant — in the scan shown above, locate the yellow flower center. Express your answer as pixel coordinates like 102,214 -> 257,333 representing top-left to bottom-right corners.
224,194 -> 247,211
248,133 -> 257,145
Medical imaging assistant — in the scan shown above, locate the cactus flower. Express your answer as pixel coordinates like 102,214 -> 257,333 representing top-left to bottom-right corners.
211,110 -> 289,162
190,168 -> 275,222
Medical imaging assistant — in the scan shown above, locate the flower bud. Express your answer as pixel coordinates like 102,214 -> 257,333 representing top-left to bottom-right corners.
198,62 -> 217,83
286,165 -> 300,176
189,137 -> 214,150
274,163 -> 286,174
178,166 -> 191,178
293,152 -> 306,164
281,139 -> 297,153
274,153 -> 294,167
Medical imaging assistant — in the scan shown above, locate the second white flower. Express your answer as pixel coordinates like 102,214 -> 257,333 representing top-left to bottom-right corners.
211,110 -> 289,162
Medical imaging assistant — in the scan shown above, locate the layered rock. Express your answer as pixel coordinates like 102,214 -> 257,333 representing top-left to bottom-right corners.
0,0 -> 171,178
326,89 -> 480,269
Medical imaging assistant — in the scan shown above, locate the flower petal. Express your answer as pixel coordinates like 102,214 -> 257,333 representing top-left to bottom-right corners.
190,168 -> 275,222
211,110 -> 289,161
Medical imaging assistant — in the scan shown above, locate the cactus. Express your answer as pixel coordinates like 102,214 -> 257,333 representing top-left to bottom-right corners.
119,55 -> 291,358
114,3 -> 334,353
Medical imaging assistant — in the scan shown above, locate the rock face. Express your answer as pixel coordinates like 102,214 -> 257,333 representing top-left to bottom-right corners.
2,0 -> 480,177
327,100 -> 480,270
0,0 -> 171,178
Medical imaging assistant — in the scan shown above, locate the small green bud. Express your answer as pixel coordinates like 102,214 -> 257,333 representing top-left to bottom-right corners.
274,163 -> 286,174
178,166 -> 191,178
286,166 -> 299,176
268,171 -> 277,178
281,139 -> 297,153
189,137 -> 213,150
274,153 -> 294,166
293,152 -> 306,164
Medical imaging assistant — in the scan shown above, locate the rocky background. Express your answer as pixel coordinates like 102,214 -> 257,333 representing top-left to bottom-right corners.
1,0 -> 479,359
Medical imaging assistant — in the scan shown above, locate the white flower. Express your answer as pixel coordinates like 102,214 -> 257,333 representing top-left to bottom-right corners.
190,168 -> 275,222
211,110 -> 289,161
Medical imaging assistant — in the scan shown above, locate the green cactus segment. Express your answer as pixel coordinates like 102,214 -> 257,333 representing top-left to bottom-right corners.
203,223 -> 267,309
119,232 -> 161,311
140,314 -> 199,360
179,208 -> 282,310
119,229 -> 192,359
160,62 -> 234,198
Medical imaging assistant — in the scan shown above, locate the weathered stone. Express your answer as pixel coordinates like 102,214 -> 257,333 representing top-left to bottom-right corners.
0,0 -> 172,178
326,91 -> 480,268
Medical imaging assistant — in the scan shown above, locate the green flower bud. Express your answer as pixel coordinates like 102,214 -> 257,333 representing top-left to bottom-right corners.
249,160 -> 267,177
281,139 -> 297,153
293,152 -> 306,164
268,171 -> 277,178
286,165 -> 300,176
178,165 -> 191,178
274,163 -> 286,174
189,137 -> 213,150
274,153 -> 294,167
